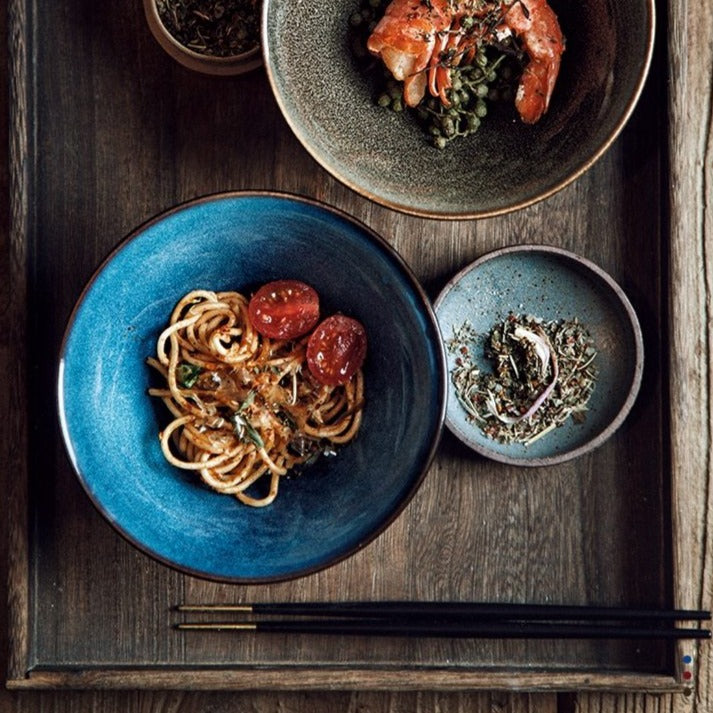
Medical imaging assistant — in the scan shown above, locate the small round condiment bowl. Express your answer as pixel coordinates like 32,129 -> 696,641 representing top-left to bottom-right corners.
144,0 -> 262,76
434,245 -> 644,466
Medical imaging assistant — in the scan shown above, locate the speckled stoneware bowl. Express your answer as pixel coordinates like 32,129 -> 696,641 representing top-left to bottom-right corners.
58,191 -> 446,582
144,0 -> 263,76
262,0 -> 654,218
434,245 -> 644,465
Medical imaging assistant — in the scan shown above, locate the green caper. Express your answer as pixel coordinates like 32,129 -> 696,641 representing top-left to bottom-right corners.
349,11 -> 362,26
466,114 -> 481,132
377,93 -> 391,108
467,67 -> 483,82
434,136 -> 448,149
475,82 -> 489,98
391,96 -> 403,112
475,99 -> 488,118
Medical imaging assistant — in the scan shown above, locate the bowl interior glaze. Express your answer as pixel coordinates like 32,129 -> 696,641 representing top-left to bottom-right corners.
263,0 -> 655,218
58,192 -> 446,582
434,245 -> 644,465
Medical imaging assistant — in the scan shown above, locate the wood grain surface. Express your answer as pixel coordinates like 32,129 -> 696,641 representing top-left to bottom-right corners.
2,0 -> 712,711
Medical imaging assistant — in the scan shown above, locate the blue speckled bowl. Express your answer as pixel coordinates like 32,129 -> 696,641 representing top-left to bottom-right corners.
434,245 -> 643,465
58,192 -> 446,582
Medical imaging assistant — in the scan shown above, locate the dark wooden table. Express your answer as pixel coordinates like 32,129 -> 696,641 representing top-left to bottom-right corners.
2,0 -> 712,711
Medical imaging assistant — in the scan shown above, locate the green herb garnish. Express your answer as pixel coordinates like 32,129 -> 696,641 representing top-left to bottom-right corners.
176,362 -> 202,388
231,411 -> 265,450
447,314 -> 598,445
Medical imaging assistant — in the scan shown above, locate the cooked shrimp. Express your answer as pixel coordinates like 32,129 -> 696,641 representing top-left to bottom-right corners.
500,0 -> 563,122
366,0 -> 454,108
367,0 -> 564,124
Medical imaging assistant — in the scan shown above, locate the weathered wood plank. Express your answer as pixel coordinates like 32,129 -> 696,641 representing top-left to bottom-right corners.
3,0 -> 712,709
664,0 -> 713,709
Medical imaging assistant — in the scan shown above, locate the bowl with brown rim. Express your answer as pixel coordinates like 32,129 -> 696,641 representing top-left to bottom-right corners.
144,0 -> 263,76
434,245 -> 644,465
262,0 -> 655,218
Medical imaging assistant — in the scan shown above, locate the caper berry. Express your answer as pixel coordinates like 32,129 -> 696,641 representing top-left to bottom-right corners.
467,115 -> 481,131
461,15 -> 475,30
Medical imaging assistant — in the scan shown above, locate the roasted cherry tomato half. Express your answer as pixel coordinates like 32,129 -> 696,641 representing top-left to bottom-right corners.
307,314 -> 367,385
248,280 -> 320,340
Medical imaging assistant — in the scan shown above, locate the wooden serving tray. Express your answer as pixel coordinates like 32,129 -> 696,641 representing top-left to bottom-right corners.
6,0 -> 711,693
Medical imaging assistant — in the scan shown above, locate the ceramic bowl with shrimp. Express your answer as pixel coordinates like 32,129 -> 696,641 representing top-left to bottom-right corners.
262,0 -> 655,218
58,191 -> 447,582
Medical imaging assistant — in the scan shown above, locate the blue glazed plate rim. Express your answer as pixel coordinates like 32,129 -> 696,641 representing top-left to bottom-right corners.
57,190 -> 448,583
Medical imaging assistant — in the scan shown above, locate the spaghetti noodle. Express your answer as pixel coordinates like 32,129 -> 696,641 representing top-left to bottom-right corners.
147,289 -> 364,507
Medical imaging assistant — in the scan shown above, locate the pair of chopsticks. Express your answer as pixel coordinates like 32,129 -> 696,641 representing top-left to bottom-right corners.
175,601 -> 712,640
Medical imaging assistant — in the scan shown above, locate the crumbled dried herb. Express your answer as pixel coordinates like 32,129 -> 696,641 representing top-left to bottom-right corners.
156,0 -> 259,57
447,314 -> 598,446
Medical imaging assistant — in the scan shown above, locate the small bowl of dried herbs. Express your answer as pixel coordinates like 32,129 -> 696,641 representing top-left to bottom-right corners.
434,245 -> 644,466
144,0 -> 262,75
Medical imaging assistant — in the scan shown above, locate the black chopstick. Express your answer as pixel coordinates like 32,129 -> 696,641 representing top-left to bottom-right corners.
176,618 -> 711,640
177,601 -> 712,622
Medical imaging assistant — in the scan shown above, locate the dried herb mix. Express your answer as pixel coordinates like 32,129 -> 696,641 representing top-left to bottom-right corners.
447,314 -> 598,446
156,0 -> 259,57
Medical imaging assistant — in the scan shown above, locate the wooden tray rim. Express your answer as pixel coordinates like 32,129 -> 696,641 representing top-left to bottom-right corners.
5,666 -> 688,694
4,0 -> 707,693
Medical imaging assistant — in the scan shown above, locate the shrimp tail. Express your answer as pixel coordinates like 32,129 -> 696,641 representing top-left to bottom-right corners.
501,0 -> 564,123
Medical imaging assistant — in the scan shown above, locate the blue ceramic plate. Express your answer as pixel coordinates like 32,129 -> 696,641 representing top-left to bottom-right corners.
58,192 -> 446,582
434,245 -> 643,465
